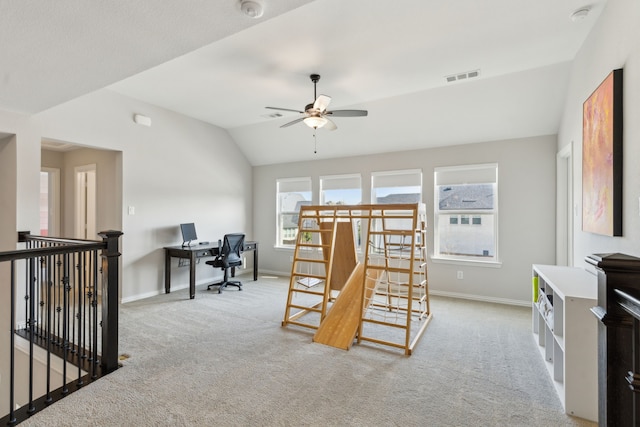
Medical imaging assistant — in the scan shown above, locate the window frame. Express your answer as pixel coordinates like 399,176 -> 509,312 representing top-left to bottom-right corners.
432,163 -> 500,267
276,177 -> 312,249
371,169 -> 423,204
319,173 -> 362,206
320,173 -> 363,252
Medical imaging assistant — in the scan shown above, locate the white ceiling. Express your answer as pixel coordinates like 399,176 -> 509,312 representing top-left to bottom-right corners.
1,0 -> 605,165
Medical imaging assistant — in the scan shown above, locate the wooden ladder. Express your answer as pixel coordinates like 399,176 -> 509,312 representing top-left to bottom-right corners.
358,204 -> 432,355
281,207 -> 338,330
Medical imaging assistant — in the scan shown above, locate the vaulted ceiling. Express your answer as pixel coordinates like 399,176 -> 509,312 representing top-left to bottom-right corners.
1,0 -> 605,165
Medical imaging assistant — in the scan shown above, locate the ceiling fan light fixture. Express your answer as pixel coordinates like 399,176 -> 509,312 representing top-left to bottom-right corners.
304,116 -> 328,129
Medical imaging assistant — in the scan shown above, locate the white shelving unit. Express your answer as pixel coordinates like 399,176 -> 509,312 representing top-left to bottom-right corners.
531,264 -> 598,422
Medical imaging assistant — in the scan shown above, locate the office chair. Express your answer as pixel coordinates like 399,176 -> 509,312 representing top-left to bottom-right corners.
206,233 -> 245,293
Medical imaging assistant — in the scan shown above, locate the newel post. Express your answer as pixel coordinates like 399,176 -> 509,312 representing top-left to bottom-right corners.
587,253 -> 640,427
99,230 -> 123,374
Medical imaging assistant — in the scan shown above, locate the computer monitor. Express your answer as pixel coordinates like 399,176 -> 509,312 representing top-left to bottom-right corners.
180,223 -> 198,246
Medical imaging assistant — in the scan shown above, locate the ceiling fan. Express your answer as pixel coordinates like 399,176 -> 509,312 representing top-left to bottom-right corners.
266,74 -> 368,131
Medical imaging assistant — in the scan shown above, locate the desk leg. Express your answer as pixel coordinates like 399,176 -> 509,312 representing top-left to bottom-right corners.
189,253 -> 196,299
165,251 -> 172,293
253,246 -> 258,281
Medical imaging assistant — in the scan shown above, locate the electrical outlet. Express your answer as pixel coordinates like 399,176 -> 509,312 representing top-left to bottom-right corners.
289,256 -> 294,262
128,206 -> 135,215
457,271 -> 463,280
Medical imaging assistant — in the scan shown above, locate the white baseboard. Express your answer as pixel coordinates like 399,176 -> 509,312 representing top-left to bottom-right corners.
121,270 -> 256,304
255,269 -> 290,278
429,289 -> 530,307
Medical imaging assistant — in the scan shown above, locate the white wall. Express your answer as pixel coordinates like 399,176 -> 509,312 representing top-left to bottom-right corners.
1,89 -> 253,303
558,0 -> 640,266
254,135 -> 557,305
0,134 -> 17,416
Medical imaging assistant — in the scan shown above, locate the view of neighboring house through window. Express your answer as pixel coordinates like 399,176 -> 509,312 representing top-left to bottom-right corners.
434,163 -> 498,263
276,177 -> 312,247
371,169 -> 422,204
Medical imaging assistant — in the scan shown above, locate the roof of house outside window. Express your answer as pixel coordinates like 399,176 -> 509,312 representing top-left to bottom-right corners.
439,184 -> 494,210
376,193 -> 421,204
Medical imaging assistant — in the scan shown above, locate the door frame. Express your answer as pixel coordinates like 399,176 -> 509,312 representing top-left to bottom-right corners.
557,142 -> 573,266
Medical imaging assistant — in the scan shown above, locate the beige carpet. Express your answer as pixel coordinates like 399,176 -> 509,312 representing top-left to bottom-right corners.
23,276 -> 596,426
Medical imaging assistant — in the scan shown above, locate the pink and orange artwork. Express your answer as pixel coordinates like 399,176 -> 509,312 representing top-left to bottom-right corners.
582,69 -> 622,236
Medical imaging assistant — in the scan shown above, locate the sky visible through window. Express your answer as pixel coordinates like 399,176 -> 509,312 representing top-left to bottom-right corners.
322,188 -> 361,205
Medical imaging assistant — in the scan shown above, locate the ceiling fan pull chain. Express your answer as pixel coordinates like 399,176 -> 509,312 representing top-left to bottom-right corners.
313,129 -> 317,154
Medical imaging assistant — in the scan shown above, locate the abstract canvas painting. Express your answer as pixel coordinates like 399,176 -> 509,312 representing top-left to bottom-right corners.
582,69 -> 623,236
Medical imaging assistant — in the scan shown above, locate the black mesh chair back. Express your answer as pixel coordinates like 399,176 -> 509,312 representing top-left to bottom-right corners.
222,233 -> 244,267
206,233 -> 245,293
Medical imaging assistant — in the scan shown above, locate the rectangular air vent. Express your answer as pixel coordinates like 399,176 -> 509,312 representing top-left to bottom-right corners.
261,112 -> 283,119
445,69 -> 480,83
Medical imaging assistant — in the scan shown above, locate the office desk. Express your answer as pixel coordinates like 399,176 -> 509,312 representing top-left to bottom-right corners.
164,241 -> 258,299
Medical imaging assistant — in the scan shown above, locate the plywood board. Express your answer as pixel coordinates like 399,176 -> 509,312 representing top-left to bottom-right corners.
320,221 -> 357,291
313,263 -> 371,350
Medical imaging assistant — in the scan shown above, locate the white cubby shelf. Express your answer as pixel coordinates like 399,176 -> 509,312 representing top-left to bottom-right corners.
531,264 -> 598,422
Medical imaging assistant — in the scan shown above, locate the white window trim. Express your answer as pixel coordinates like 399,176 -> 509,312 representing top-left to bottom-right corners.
276,177 -> 312,249
371,168 -> 423,204
433,163 -> 499,265
319,173 -> 362,205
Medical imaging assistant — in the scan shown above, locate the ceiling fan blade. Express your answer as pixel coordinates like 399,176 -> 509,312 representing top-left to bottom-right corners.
280,117 -> 306,128
313,95 -> 331,113
326,109 -> 368,117
324,118 -> 337,131
266,106 -> 305,114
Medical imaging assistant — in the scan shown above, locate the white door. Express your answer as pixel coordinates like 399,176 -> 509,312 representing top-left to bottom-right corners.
75,164 -> 97,239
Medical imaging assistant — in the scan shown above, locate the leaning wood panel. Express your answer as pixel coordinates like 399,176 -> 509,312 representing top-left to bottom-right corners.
320,221 -> 357,291
313,263 -> 365,350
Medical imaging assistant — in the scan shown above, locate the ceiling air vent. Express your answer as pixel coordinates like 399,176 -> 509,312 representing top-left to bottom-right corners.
445,69 -> 480,83
261,112 -> 283,119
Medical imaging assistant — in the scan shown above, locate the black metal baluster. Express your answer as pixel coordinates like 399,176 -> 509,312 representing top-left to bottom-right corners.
62,253 -> 69,394
55,255 -> 62,348
77,251 -> 84,385
71,254 -> 78,357
37,254 -> 43,339
45,253 -> 53,403
91,249 -> 99,377
9,260 -> 17,425
27,256 -> 36,414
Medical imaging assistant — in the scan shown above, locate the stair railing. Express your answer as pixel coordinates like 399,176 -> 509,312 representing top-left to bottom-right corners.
0,230 -> 122,426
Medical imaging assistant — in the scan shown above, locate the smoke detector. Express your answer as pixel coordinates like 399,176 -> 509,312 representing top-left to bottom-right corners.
240,1 -> 264,19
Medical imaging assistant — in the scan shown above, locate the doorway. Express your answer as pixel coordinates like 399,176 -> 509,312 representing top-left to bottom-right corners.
557,143 -> 573,266
40,168 -> 60,236
75,164 -> 97,240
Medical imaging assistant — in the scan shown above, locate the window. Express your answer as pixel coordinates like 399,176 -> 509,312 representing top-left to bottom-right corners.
434,163 -> 498,263
320,174 -> 362,249
320,174 -> 362,205
371,169 -> 422,204
276,177 -> 312,247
